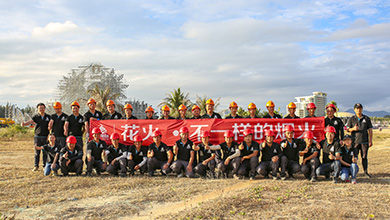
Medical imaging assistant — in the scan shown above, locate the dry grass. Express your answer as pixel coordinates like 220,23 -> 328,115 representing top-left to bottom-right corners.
0,129 -> 389,220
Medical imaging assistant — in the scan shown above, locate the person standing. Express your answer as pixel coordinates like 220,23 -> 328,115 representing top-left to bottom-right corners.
201,99 -> 222,119
103,100 -> 122,120
159,105 -> 175,120
346,103 -> 373,178
190,105 -> 202,119
246,103 -> 260,119
64,101 -> 85,147
123,103 -> 138,119
176,104 -> 188,120
145,106 -> 155,119
325,103 -> 344,141
21,103 -> 50,171
49,102 -> 68,149
305,103 -> 317,118
225,101 -> 242,119
284,102 -> 300,119
263,101 -> 282,119
84,98 -> 103,141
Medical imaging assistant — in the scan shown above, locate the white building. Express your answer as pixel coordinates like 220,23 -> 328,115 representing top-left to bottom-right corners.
286,92 -> 327,118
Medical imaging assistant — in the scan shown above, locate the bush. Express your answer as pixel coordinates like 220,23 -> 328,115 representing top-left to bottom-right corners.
0,124 -> 34,138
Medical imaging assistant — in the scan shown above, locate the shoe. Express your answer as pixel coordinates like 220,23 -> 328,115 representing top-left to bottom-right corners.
351,179 -> 357,184
249,176 -> 255,181
281,176 -> 287,181
325,174 -> 330,180
288,173 -> 295,179
52,170 -> 58,176
120,173 -> 126,178
32,167 -> 39,172
331,176 -> 337,184
345,179 -> 350,183
364,172 -> 372,178
233,174 -> 240,180
310,177 -> 317,182
177,173 -> 184,178
273,176 -> 278,180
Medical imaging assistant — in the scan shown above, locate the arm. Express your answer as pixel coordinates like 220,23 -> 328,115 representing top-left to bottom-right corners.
48,119 -> 54,132
137,157 -> 148,167
340,157 -> 350,167
244,150 -> 258,160
368,128 -> 373,147
35,146 -> 44,150
189,151 -> 195,166
303,151 -> 318,164
167,150 -> 173,165
173,143 -> 178,155
21,119 -> 34,126
227,149 -> 241,160
209,145 -> 221,150
52,153 -> 60,165
64,122 -> 69,136
202,153 -> 215,165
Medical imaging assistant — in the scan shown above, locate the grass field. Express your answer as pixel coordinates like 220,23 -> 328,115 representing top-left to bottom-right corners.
0,129 -> 389,219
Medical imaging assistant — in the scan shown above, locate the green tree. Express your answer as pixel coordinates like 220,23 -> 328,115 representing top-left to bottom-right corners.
195,95 -> 221,116
158,88 -> 192,118
87,84 -> 121,114
259,107 -> 282,118
326,100 -> 339,112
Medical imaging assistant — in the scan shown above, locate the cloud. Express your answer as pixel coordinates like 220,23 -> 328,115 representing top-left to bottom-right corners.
31,20 -> 94,38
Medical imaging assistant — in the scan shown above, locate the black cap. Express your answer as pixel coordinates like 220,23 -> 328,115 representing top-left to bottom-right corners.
343,134 -> 352,140
354,103 -> 363,109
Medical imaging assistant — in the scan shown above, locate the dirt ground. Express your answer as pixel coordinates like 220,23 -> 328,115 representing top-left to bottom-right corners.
0,129 -> 389,220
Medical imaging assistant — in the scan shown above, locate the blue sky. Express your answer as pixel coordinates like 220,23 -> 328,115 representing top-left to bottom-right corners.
0,0 -> 389,113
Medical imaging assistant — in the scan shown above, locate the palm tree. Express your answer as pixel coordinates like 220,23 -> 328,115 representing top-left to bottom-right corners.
87,84 -> 121,114
158,88 -> 192,118
195,95 -> 221,116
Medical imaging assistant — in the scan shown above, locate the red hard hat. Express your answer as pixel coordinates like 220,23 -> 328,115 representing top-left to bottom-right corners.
92,127 -> 101,134
303,131 -> 314,139
325,126 -> 336,133
180,127 -> 189,134
66,136 -> 77,144
307,103 -> 317,109
134,135 -> 143,142
283,125 -> 294,132
224,130 -> 234,137
152,130 -> 162,137
264,129 -> 275,137
201,131 -> 210,138
326,103 -> 337,112
110,132 -> 120,140
243,128 -> 253,136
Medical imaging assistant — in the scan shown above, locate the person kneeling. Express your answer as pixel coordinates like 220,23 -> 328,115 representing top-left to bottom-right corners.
147,130 -> 173,177
340,135 -> 359,184
299,131 -> 320,182
86,128 -> 107,176
59,136 -> 83,176
35,133 -> 60,176
171,127 -> 195,178
193,131 -> 216,179
127,135 -> 148,176
256,130 -> 283,180
106,132 -> 128,177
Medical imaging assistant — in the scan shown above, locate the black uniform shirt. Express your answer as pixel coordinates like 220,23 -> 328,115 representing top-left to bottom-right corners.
50,113 -> 68,137
175,139 -> 194,162
320,139 -> 341,164
148,142 -> 171,161
107,143 -> 127,163
84,110 -> 103,123
284,115 -> 300,119
42,143 -> 61,164
259,142 -> 283,162
215,141 -> 239,161
325,116 -> 345,140
240,141 -> 260,161
158,116 -> 175,120
196,143 -> 215,163
128,145 -> 148,164
340,146 -> 359,167
280,138 -> 304,162
124,115 -> 138,119
103,111 -> 122,120
87,139 -> 107,161
300,143 -> 319,160
60,145 -> 83,162
66,114 -> 85,136
346,115 -> 372,144
201,112 -> 222,119
32,114 -> 51,136
245,115 -> 260,118
263,113 -> 283,119
225,115 -> 243,119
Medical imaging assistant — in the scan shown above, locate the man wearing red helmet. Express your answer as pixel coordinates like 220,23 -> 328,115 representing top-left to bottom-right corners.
21,103 -> 51,171
85,128 -> 107,177
64,101 -> 85,147
59,136 -> 83,176
279,125 -> 303,180
103,100 -> 122,120
190,105 -> 202,119
193,131 -> 216,178
49,102 -> 68,149
127,135 -> 148,176
299,131 -> 320,182
324,103 -> 344,141
147,130 -> 173,176
225,102 -> 242,119
316,126 -> 342,183
263,101 -> 282,119
305,103 -> 317,118
210,130 -> 241,178
256,130 -> 283,180
346,103 -> 373,178
201,99 -> 222,119
236,128 -> 259,180
106,133 -> 128,177
84,98 -> 103,141
123,103 -> 138,119
284,102 -> 300,119
171,127 -> 195,178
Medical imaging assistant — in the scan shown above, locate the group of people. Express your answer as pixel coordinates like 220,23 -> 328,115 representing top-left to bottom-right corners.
21,98 -> 373,184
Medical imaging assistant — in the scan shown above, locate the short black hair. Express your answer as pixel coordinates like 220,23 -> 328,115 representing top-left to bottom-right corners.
37,103 -> 46,108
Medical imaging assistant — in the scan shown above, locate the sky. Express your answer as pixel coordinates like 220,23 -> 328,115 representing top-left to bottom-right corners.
0,0 -> 389,114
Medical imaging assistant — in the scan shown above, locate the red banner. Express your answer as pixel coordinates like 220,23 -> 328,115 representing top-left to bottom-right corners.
90,117 -> 325,146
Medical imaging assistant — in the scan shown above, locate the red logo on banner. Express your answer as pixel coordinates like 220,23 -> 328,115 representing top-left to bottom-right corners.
90,117 -> 325,146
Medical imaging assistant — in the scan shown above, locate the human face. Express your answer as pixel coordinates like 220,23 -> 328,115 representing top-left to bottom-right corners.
266,135 -> 274,143
68,143 -> 76,150
249,109 -> 256,117
288,108 -> 296,116
202,136 -> 209,145
244,134 -> 252,144
125,108 -> 132,117
206,104 -> 214,113
267,106 -> 274,114
285,131 -> 294,139
48,134 -> 56,145
308,108 -> 315,116
54,108 -> 62,114
225,136 -> 233,145
93,133 -> 100,141
37,105 -> 45,114
162,110 -> 170,117
179,110 -> 187,117
192,109 -> 200,117
88,102 -> 96,111
72,106 -> 79,115
354,107 -> 363,116
146,111 -> 153,118
326,132 -> 335,140
107,105 -> 115,114
180,132 -> 188,142
326,107 -> 335,118
230,107 -> 237,116
134,141 -> 142,148
111,138 -> 119,147
305,138 -> 313,146
153,135 -> 161,144
344,138 -> 352,147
